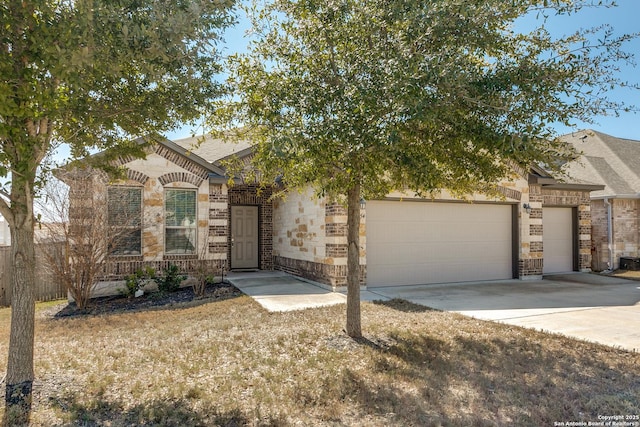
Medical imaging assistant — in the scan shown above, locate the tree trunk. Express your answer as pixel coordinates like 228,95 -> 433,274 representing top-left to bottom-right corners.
345,183 -> 362,338
4,193 -> 36,424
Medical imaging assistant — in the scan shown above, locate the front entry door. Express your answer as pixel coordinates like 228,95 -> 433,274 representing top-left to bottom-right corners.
231,206 -> 259,269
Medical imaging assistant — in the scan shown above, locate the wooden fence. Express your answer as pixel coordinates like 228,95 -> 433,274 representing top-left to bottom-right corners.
0,244 -> 67,307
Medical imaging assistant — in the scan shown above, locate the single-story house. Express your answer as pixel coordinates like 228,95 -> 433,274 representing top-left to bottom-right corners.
560,129 -> 640,271
63,134 -> 603,292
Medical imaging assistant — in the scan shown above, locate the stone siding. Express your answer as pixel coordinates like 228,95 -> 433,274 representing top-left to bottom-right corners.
65,149 -> 222,281
67,140 -> 598,288
123,154 -> 211,264
272,188 -> 366,289
272,188 -> 325,262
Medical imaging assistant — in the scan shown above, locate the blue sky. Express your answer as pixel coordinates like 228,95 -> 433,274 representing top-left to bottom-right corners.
168,0 -> 639,141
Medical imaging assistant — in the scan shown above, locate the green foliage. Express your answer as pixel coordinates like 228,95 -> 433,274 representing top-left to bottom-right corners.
218,0 -> 638,201
0,0 -> 234,415
215,0 -> 639,337
0,0 -> 235,212
156,264 -> 186,293
120,264 -> 185,297
120,267 -> 156,298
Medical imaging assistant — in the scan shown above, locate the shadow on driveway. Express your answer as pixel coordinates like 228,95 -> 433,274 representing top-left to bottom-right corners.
370,273 -> 640,352
228,271 -> 640,351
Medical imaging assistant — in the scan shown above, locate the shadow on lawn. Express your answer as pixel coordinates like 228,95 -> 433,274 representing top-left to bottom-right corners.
372,298 -> 438,313
339,324 -> 640,426
48,394 -> 285,427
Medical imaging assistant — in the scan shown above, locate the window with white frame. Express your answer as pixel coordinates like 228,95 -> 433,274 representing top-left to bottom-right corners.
165,189 -> 197,254
107,187 -> 142,255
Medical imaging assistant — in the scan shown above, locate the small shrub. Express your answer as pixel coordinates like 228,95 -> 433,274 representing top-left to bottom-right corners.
157,264 -> 185,293
192,258 -> 218,298
120,266 -> 155,298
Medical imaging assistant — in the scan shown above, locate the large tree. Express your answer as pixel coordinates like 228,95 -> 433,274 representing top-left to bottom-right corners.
0,0 -> 233,421
217,0 -> 637,338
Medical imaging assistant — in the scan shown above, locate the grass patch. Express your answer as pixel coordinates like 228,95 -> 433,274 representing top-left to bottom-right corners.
0,295 -> 638,426
612,269 -> 640,280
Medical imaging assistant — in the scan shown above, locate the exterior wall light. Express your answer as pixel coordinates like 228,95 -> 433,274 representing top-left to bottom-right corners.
523,203 -> 532,214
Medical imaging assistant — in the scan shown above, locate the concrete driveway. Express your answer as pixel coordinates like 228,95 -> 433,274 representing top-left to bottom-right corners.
228,271 -> 640,352
369,273 -> 640,352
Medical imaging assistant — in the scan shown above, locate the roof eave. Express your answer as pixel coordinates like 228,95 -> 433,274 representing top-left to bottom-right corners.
214,146 -> 254,167
208,174 -> 241,185
155,136 -> 227,176
528,174 -> 557,185
541,183 -> 606,192
591,193 -> 640,200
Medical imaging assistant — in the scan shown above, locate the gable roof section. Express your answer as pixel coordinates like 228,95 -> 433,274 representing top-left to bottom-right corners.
560,130 -> 640,198
528,161 -> 604,192
172,134 -> 253,164
152,136 -> 226,177
59,133 -> 249,184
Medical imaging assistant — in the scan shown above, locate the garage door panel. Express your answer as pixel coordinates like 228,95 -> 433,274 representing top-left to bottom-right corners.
367,201 -> 513,287
543,207 -> 574,274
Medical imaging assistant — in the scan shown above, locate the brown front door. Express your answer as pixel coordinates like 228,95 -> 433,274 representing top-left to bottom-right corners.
231,206 -> 259,269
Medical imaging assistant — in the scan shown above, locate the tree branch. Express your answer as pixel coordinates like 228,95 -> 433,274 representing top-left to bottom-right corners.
0,195 -> 14,226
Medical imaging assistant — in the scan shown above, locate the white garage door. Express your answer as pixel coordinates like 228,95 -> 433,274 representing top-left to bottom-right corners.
366,201 -> 513,287
543,207 -> 574,274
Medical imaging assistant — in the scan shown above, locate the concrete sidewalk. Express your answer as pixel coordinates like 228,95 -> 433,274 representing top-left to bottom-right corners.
226,271 -> 349,312
227,271 -> 640,352
226,271 -> 383,311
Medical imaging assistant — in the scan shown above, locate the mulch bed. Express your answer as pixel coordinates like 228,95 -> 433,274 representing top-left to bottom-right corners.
50,281 -> 243,318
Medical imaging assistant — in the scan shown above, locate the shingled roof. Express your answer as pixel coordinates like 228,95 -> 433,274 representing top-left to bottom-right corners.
172,134 -> 252,164
560,129 -> 640,198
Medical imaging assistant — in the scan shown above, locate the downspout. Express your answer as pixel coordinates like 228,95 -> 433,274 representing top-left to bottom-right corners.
604,197 -> 613,272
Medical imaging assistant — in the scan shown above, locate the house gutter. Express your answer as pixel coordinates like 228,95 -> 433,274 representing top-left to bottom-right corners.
591,194 -> 640,200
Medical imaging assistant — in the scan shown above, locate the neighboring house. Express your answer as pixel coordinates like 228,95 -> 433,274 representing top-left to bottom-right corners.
561,129 -> 640,271
63,134 -> 601,293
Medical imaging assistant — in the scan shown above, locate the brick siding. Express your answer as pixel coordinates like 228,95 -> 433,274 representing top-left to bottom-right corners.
273,255 -> 366,289
228,184 -> 274,270
158,171 -> 204,187
590,198 -> 640,270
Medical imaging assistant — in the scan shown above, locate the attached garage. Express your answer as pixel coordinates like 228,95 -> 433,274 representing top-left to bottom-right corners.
366,200 -> 516,287
542,207 -> 576,274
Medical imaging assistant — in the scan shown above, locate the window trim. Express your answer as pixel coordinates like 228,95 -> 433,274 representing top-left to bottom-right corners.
164,188 -> 198,255
107,186 -> 143,256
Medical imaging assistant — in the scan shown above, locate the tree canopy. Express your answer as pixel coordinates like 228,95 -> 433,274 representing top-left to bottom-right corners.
0,0 -> 234,421
216,0 -> 638,337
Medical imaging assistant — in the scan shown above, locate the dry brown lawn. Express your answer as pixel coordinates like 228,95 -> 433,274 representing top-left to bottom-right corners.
613,269 -> 640,280
0,295 -> 638,426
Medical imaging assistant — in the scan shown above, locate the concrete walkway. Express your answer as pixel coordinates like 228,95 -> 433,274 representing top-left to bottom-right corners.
226,271 -> 349,312
227,271 -> 640,352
